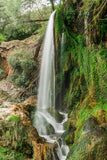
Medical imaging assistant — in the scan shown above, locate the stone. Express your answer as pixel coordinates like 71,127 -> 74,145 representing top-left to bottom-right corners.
83,116 -> 99,133
67,124 -> 107,160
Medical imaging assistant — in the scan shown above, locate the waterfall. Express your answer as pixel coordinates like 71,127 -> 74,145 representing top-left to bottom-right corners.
33,11 -> 69,160
37,10 -> 56,110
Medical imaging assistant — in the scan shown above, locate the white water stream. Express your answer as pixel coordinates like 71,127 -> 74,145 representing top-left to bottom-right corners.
33,11 -> 69,160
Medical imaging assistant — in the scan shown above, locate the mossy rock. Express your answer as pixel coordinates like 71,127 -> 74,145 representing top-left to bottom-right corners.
83,116 -> 99,133
64,118 -> 76,131
65,133 -> 74,145
67,125 -> 107,160
94,109 -> 106,124
62,130 -> 74,145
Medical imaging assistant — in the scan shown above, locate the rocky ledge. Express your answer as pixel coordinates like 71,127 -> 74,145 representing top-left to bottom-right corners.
0,96 -> 58,160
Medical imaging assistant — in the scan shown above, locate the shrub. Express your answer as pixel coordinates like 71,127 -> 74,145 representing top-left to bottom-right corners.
8,47 -> 35,69
8,47 -> 36,87
0,34 -> 7,44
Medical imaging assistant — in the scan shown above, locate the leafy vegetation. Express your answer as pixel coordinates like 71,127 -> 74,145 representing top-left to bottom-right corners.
0,146 -> 28,160
0,116 -> 32,160
0,0 -> 106,159
55,0 -> 107,159
0,0 -> 53,42
0,34 -> 7,44
8,47 -> 36,87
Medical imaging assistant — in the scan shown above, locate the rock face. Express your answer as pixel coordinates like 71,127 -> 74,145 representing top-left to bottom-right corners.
0,80 -> 19,97
0,96 -> 58,160
66,113 -> 107,160
67,125 -> 107,160
0,35 -> 42,100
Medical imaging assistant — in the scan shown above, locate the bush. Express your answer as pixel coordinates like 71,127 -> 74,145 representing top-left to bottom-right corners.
8,47 -> 36,87
0,34 -> 7,44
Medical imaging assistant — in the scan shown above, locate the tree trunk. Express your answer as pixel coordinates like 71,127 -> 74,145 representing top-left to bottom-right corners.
50,0 -> 55,11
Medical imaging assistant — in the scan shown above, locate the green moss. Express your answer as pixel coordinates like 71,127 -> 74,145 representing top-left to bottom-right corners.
67,132 -> 107,160
0,118 -> 32,159
0,146 -> 28,160
63,33 -> 107,108
55,0 -> 107,159
0,105 -> 4,108
100,20 -> 107,40
56,5 -> 64,39
75,103 -> 107,140
8,115 -> 19,123
0,34 -> 7,44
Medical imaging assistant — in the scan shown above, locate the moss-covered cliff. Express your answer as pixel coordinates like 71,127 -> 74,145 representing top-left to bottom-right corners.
55,0 -> 107,159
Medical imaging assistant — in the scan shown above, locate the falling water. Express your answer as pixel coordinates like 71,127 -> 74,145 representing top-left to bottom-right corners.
37,10 -> 56,110
33,11 -> 69,160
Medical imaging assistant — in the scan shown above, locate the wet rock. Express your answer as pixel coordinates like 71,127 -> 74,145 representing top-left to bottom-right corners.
46,123 -> 55,135
36,116 -> 55,135
48,108 -> 64,123
83,116 -> 99,133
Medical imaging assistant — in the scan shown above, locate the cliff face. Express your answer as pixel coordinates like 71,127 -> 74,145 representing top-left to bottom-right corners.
55,0 -> 107,159
0,35 -> 42,104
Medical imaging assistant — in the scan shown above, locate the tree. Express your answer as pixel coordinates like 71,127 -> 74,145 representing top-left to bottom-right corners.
50,0 -> 55,11
0,0 -> 54,41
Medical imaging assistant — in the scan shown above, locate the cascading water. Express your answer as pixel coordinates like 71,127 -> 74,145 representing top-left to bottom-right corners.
37,10 -> 55,110
33,11 -> 69,160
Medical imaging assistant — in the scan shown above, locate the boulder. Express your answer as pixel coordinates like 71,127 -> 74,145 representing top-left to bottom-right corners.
67,116 -> 107,160
83,116 -> 99,134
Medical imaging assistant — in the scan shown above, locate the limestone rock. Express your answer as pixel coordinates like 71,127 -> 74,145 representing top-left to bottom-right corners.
0,80 -> 19,97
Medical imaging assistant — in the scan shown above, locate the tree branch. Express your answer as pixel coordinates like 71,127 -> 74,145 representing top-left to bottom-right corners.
22,19 -> 48,23
0,19 -> 48,27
